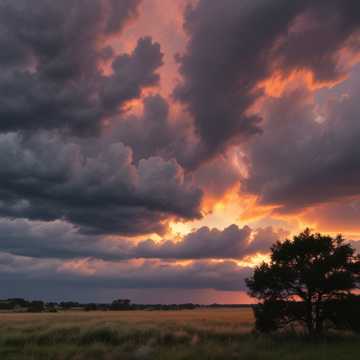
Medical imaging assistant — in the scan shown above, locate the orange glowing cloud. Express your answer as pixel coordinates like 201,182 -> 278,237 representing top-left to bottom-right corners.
238,194 -> 280,223
298,197 -> 360,238
258,69 -> 345,99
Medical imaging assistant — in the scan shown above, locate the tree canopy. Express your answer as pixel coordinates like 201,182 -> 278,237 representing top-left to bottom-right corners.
246,229 -> 360,335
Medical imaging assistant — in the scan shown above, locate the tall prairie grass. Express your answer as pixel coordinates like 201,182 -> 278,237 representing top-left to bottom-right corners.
0,309 -> 358,359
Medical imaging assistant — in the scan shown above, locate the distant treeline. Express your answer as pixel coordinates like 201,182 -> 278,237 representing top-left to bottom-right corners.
0,298 -> 251,313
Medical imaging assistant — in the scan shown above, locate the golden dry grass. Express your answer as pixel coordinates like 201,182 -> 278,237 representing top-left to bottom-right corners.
0,308 -> 254,327
0,308 -> 359,360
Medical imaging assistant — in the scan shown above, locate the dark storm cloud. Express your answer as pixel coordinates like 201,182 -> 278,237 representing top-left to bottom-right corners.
0,132 -> 202,235
0,218 -> 281,261
174,0 -> 360,167
0,0 -> 163,134
104,0 -> 141,34
132,225 -> 281,260
0,252 -> 252,294
109,95 -> 181,161
0,219 -> 107,260
0,0 -> 200,240
243,78 -> 360,212
108,94 -> 203,170
272,1 -> 360,83
0,208 -> 280,263
0,0 -> 139,69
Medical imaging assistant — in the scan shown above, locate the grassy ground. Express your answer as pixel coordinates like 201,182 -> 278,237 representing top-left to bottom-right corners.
0,309 -> 359,359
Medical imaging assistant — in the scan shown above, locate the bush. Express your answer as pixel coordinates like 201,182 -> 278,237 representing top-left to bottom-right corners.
80,327 -> 120,345
27,301 -> 44,313
324,295 -> 360,333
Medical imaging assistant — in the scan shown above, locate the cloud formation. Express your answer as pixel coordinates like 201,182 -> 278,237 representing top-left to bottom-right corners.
108,95 -> 191,162
0,0 -> 360,302
0,132 -> 202,235
303,199 -> 360,233
132,225 -> 282,260
0,0 -> 162,135
174,0 -> 360,166
0,218 -> 281,261
244,76 -> 360,212
0,251 -> 252,295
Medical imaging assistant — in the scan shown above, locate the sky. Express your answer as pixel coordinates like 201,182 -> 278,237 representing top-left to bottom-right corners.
0,0 -> 360,304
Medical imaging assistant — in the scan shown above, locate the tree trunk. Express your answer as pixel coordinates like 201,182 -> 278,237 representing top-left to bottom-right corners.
314,295 -> 323,335
306,300 -> 314,335
315,319 -> 323,335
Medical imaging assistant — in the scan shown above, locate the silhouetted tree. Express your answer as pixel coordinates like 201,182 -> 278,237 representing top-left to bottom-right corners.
246,229 -> 360,335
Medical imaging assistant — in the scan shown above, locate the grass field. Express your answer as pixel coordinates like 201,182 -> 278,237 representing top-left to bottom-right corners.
0,309 -> 359,360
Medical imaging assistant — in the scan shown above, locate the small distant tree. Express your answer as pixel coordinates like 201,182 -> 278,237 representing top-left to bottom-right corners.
84,303 -> 98,311
111,299 -> 131,310
27,301 -> 45,313
246,229 -> 360,335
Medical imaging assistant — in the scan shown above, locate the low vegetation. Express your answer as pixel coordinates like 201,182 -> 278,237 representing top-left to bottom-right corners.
0,309 -> 359,360
0,298 -> 250,313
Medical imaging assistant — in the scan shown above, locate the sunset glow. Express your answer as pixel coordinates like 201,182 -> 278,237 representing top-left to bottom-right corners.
0,0 -> 359,304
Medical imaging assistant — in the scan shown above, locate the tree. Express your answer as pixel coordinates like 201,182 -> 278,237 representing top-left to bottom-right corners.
110,299 -> 131,310
246,229 -> 360,335
27,301 -> 44,313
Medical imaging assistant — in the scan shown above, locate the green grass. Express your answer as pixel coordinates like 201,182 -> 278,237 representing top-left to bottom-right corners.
0,309 -> 359,359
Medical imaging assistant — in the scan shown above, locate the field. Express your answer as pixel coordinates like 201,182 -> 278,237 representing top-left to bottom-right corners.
0,309 -> 359,360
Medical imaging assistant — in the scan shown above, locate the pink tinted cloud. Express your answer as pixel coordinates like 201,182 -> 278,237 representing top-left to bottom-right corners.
112,0 -> 193,97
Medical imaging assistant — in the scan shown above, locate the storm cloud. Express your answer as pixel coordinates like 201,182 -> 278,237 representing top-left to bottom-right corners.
108,95 -> 191,162
243,75 -> 360,212
0,0 -> 360,302
0,0 -> 162,134
174,0 -> 360,167
0,251 -> 252,296
132,225 -> 282,260
0,218 -> 281,261
0,132 -> 202,235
